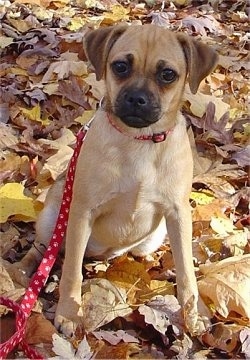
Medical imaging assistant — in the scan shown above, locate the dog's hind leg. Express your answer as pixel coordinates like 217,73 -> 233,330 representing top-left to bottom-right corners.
11,180 -> 64,286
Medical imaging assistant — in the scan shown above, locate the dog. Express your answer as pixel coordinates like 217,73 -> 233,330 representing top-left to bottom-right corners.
13,24 -> 218,336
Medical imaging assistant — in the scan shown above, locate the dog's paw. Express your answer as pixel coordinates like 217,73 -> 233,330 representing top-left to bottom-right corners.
55,300 -> 83,337
183,295 -> 211,335
54,314 -> 80,337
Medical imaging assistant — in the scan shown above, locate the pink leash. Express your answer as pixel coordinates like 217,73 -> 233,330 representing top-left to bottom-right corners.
0,119 -> 93,359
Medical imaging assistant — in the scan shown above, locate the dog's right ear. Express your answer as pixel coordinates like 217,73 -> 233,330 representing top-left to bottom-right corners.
84,25 -> 128,81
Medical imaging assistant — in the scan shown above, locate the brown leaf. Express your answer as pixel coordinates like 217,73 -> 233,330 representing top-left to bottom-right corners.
182,15 -> 221,36
95,342 -> 139,359
200,323 -> 241,353
24,313 -> 57,345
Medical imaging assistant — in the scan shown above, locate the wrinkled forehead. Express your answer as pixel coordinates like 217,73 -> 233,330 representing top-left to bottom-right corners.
108,25 -> 186,70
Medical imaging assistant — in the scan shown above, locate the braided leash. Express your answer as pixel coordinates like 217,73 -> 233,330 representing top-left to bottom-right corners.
0,119 -> 93,359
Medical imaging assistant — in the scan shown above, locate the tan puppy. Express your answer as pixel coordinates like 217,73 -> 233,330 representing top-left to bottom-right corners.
14,24 -> 218,336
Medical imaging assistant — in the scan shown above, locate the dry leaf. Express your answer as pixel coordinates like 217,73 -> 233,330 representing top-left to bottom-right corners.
0,183 -> 43,222
201,323 -> 241,353
210,216 -> 238,235
92,329 -> 139,345
42,60 -> 88,82
0,260 -> 25,315
0,123 -> 19,149
223,231 -> 248,256
0,225 -> 19,257
41,145 -> 73,180
81,278 -> 132,332
138,295 -> 184,335
198,254 -> 250,319
102,5 -> 130,24
94,342 -> 139,360
240,328 -> 250,358
105,257 -> 151,303
25,313 -> 57,344
185,87 -> 229,119
50,334 -> 93,359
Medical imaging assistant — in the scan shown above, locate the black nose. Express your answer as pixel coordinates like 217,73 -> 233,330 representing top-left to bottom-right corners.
124,90 -> 148,107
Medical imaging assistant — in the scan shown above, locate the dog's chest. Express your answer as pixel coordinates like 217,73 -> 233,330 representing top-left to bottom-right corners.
92,184 -> 163,246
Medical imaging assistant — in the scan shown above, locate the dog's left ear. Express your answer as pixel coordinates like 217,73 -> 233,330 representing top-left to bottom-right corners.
177,34 -> 218,94
84,25 -> 128,81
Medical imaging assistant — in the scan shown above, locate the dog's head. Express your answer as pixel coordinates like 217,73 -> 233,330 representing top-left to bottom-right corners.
84,24 -> 218,129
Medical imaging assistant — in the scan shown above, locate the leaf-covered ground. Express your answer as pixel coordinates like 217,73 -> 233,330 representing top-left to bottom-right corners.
0,0 -> 249,358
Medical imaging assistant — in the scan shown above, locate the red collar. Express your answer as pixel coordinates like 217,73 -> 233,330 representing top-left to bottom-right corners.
107,113 -> 172,143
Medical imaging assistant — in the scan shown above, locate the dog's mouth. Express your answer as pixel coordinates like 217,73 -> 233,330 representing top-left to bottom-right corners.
119,115 -> 158,128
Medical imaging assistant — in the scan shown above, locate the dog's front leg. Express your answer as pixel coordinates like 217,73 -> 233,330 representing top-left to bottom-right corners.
55,205 -> 92,337
166,204 -> 201,335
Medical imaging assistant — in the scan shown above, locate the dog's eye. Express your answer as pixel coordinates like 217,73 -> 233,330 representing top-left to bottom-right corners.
112,61 -> 129,76
160,68 -> 177,84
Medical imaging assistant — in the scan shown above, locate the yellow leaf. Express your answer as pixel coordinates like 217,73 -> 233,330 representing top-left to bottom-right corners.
21,104 -> 40,120
190,191 -> 215,205
139,280 -> 174,302
21,105 -> 51,125
9,67 -> 28,76
102,5 -> 130,25
173,0 -> 189,4
67,17 -> 86,31
74,110 -> 95,125
0,183 -> 42,223
51,0 -> 70,7
106,257 -> 151,290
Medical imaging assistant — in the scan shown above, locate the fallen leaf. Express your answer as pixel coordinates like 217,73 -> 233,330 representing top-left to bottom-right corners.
21,105 -> 50,126
42,60 -> 88,82
182,15 -> 221,36
138,295 -> 184,335
40,145 -> 73,180
105,257 -> 151,303
198,254 -> 250,319
0,260 -> 25,315
170,333 -> 194,359
201,323 -> 241,353
190,191 -> 215,205
92,329 -> 139,345
185,88 -> 229,120
231,146 -> 250,167
102,5 -> 130,25
94,342 -> 139,360
0,225 -> 19,257
240,328 -> 250,358
50,334 -> 93,359
25,313 -> 57,344
0,123 -> 19,149
81,278 -> 132,332
223,231 -> 248,256
210,216 -> 238,235
0,183 -> 42,222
